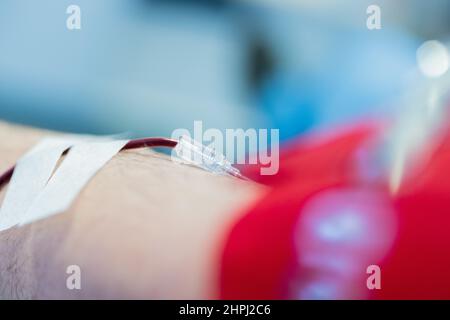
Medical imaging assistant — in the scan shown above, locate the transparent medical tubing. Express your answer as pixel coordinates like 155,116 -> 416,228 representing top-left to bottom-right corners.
173,135 -> 247,180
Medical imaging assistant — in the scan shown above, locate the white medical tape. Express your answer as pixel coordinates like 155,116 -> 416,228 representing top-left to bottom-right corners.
19,139 -> 129,226
0,137 -> 84,231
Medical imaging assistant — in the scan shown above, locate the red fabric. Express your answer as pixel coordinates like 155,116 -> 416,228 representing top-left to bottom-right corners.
219,123 -> 450,299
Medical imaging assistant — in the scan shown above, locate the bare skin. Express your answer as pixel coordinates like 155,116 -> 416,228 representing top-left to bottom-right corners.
0,121 -> 263,299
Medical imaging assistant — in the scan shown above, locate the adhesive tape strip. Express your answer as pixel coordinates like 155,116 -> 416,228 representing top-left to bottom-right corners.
19,139 -> 129,226
0,137 -> 84,231
0,136 -> 129,231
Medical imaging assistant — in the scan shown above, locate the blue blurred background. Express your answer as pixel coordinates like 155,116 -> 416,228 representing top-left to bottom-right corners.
1,0 -> 449,142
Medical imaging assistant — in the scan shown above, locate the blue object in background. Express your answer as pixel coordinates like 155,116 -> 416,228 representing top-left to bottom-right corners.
259,22 -> 419,141
260,73 -> 321,141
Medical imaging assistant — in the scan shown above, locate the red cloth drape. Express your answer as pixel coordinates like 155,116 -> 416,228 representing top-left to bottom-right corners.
220,123 -> 450,299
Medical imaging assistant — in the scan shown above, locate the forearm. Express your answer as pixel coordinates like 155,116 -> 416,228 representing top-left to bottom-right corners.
0,121 -> 261,299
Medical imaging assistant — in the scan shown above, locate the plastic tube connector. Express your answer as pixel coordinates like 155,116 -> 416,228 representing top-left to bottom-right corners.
173,135 -> 247,180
